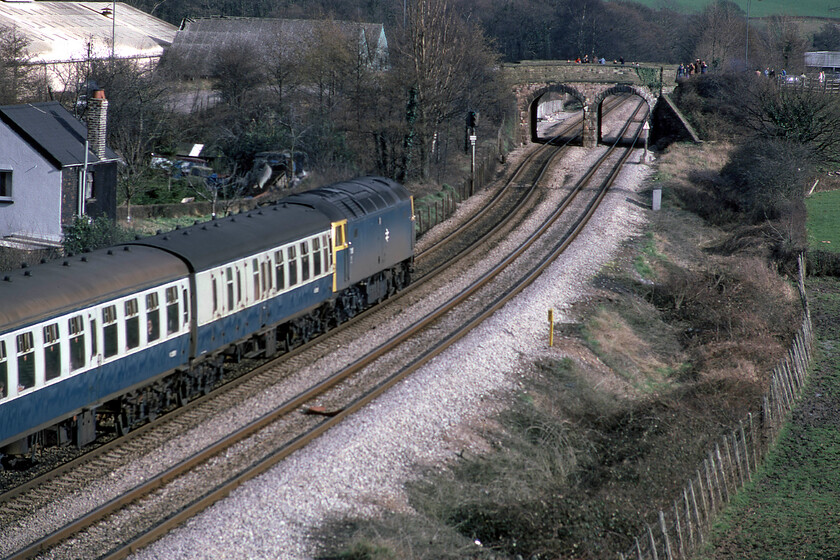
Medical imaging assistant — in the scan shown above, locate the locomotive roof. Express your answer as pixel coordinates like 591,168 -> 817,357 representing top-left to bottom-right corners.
0,245 -> 188,335
286,176 -> 411,222
126,176 -> 410,272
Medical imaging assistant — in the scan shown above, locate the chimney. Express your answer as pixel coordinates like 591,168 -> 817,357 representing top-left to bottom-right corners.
87,89 -> 108,160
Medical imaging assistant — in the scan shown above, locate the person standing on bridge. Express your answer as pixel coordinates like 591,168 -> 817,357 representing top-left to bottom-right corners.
677,63 -> 685,79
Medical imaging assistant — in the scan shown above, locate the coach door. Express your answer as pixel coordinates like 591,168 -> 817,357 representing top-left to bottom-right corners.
331,220 -> 349,292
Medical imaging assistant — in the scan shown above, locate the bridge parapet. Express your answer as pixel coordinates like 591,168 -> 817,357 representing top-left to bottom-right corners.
503,60 -> 663,86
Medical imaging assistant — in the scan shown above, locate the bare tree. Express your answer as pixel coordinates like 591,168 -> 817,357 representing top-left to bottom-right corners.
761,15 -> 808,74
395,0 -> 502,181
0,25 -> 43,104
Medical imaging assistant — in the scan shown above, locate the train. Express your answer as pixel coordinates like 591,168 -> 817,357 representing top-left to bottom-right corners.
0,176 -> 415,465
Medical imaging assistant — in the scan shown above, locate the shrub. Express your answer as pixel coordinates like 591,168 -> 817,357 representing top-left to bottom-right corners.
63,216 -> 131,254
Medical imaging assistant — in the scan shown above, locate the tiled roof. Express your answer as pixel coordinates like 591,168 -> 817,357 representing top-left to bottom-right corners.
0,101 -> 120,168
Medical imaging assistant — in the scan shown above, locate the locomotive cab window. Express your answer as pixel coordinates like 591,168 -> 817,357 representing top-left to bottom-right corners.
0,341 -> 7,399
166,287 -> 179,334
16,332 -> 35,391
103,305 -> 119,358
68,315 -> 85,371
43,323 -> 61,381
125,299 -> 140,350
332,222 -> 347,250
146,293 -> 160,342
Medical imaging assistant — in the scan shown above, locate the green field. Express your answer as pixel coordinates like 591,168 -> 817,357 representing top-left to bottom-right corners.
615,0 -> 840,19
806,190 -> 840,252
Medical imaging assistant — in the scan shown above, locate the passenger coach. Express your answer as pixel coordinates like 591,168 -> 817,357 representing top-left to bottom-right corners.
0,176 -> 414,460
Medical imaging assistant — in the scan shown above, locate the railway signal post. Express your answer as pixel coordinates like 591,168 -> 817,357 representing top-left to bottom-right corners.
467,111 -> 478,196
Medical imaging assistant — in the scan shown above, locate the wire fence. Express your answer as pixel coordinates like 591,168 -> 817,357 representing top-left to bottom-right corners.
415,128 -> 507,238
618,253 -> 812,560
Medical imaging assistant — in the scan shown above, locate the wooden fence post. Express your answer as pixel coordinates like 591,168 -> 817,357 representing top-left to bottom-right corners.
715,444 -> 730,503
659,511 -> 674,560
691,477 -> 705,538
647,524 -> 660,560
740,420 -> 751,482
684,488 -> 695,550
674,500 -> 685,559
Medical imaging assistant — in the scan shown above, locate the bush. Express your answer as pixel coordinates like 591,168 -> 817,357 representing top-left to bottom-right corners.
719,137 -> 813,221
63,216 -> 131,254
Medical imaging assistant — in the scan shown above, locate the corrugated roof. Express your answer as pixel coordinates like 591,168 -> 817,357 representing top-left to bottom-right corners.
167,17 -> 386,77
0,2 -> 177,63
0,101 -> 120,168
805,51 -> 840,69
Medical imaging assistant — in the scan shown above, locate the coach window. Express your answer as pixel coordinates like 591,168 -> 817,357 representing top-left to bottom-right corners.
166,287 -> 179,334
288,245 -> 298,286
252,258 -> 260,300
125,299 -> 140,350
0,341 -> 7,398
301,241 -> 311,282
226,268 -> 234,310
236,270 -> 242,305
103,305 -> 119,358
146,293 -> 160,342
261,260 -> 271,295
322,234 -> 331,269
312,237 -> 322,276
68,315 -> 85,371
17,332 -> 35,390
274,251 -> 285,291
182,288 -> 189,325
211,278 -> 219,314
43,323 -> 61,381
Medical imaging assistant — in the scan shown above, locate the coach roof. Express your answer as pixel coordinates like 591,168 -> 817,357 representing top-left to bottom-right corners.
0,245 -> 188,334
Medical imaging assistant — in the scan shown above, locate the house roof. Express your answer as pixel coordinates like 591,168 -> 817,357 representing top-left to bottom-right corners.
0,101 -> 120,169
0,1 -> 177,63
166,16 -> 388,77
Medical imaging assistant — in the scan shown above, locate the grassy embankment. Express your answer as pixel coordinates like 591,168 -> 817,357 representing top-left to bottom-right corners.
691,190 -> 840,560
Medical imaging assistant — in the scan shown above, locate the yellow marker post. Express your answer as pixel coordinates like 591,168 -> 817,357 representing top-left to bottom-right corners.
548,308 -> 554,347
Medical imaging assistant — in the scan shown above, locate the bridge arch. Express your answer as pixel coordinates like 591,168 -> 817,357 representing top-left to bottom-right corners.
589,84 -> 657,146
524,83 -> 586,143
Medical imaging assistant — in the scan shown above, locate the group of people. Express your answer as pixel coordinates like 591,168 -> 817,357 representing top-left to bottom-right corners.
677,59 -> 707,79
573,55 -> 625,65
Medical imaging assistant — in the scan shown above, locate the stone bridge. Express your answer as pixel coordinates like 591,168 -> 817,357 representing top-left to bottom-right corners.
502,61 -> 666,148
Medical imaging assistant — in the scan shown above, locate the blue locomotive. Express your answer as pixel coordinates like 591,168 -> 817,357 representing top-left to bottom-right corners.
0,177 -> 414,460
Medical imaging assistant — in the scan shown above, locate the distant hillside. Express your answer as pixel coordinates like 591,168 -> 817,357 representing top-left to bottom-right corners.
620,0 -> 840,19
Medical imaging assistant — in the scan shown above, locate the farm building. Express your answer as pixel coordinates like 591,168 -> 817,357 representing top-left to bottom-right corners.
163,16 -> 389,79
0,1 -> 177,92
805,51 -> 840,75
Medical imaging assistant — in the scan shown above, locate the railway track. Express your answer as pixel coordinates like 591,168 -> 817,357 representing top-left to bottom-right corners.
1,96 -> 648,560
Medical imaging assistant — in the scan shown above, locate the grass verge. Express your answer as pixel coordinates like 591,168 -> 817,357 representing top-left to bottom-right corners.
694,277 -> 840,559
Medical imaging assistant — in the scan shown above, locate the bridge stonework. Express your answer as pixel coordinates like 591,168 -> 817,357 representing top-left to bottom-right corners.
513,81 -> 658,148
